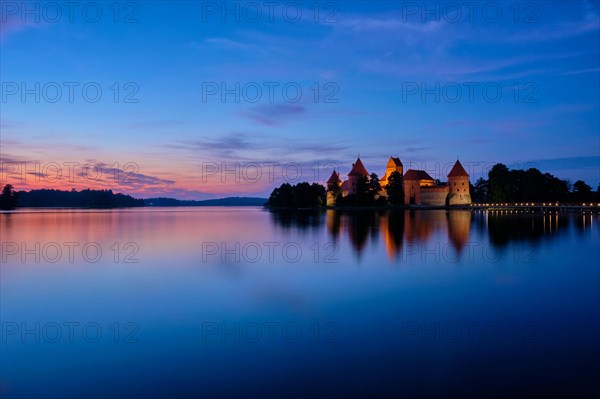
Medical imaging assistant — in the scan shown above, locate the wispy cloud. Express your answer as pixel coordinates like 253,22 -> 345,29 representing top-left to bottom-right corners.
204,37 -> 255,50
503,8 -> 599,43
238,103 -> 307,126
325,4 -> 599,84
560,67 -> 600,75
126,120 -> 185,129
1,150 -> 178,195
341,17 -> 444,34
179,132 -> 259,159
405,147 -> 429,153
91,162 -> 176,187
170,131 -> 349,161
357,50 -> 584,82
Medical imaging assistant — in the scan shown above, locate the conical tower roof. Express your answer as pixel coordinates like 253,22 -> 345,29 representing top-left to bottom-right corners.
447,160 -> 469,178
348,158 -> 369,176
327,170 -> 341,184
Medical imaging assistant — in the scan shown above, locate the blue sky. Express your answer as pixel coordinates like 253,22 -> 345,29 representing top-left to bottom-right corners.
1,0 -> 599,198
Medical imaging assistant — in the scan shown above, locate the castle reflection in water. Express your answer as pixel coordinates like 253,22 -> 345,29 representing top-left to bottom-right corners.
326,210 -> 472,260
269,209 -> 597,261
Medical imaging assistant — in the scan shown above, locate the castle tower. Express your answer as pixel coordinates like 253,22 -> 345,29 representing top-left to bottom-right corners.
326,170 -> 342,206
347,157 -> 369,195
326,170 -> 342,189
380,156 -> 403,188
446,160 -> 471,205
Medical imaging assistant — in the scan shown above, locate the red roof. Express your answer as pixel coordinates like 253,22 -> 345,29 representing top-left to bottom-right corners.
340,180 -> 349,191
327,170 -> 341,184
348,158 -> 369,176
404,169 -> 434,181
387,156 -> 402,167
447,160 -> 469,177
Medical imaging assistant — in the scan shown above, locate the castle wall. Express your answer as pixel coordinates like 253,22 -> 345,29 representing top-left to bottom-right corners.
420,186 -> 448,206
404,180 -> 421,205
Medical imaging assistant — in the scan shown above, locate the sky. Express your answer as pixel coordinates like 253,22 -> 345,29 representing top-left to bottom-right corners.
1,0 -> 599,199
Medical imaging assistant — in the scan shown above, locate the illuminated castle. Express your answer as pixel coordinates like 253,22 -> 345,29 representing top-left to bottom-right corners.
326,156 -> 471,206
380,157 -> 403,188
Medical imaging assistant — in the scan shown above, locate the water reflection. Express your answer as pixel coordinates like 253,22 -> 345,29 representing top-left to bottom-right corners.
446,211 -> 471,252
268,209 -> 324,231
269,209 -> 598,260
2,208 -> 599,398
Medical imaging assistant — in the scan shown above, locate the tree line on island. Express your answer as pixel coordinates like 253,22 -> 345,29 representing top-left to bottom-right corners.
472,164 -> 598,203
266,163 -> 600,208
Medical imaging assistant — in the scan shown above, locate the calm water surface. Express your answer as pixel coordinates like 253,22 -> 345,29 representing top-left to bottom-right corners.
1,207 -> 599,398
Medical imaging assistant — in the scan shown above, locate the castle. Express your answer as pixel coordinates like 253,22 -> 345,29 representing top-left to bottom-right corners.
326,156 -> 471,207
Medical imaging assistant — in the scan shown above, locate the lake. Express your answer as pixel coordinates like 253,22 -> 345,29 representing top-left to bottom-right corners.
1,208 -> 599,398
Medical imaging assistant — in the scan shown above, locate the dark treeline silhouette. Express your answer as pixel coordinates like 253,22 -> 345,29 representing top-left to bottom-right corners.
146,197 -> 267,206
15,188 -> 144,208
386,171 -> 405,205
268,209 -> 325,231
266,182 -> 326,208
0,184 -> 19,210
472,163 -> 599,203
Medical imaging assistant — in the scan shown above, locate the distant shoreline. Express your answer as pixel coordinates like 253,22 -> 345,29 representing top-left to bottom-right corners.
4,188 -> 267,210
145,197 -> 267,207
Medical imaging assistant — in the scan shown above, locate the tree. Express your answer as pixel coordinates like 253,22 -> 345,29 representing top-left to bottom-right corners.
545,174 -> 569,202
311,183 -> 327,206
327,179 -> 342,206
267,183 -> 294,207
572,180 -> 592,202
267,182 -> 325,208
369,173 -> 381,195
472,177 -> 489,203
354,175 -> 373,206
0,184 -> 18,210
293,182 -> 314,207
386,171 -> 404,206
488,163 -> 510,203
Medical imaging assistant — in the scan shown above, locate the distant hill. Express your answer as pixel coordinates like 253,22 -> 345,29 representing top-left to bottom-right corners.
145,197 -> 267,207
